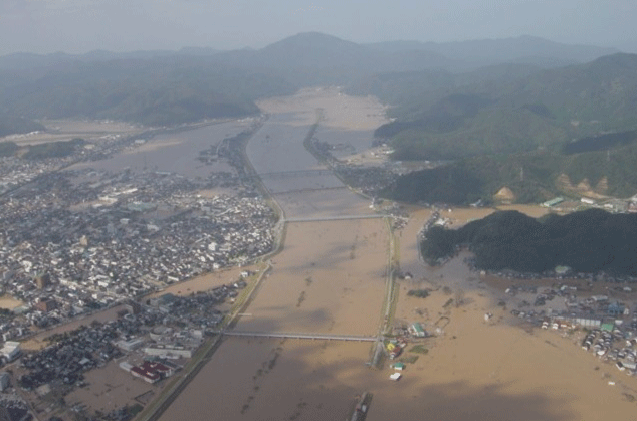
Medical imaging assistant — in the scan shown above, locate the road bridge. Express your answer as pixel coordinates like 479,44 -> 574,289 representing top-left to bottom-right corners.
284,214 -> 386,223
255,169 -> 334,179
271,186 -> 348,195
212,330 -> 378,342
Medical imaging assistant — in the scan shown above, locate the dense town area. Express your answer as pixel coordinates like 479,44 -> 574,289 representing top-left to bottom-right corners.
0,152 -> 274,337
0,120 -> 280,420
1,278 -> 249,421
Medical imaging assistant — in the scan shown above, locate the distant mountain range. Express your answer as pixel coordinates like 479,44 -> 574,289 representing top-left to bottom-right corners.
365,35 -> 617,68
4,32 -> 636,202
0,33 -> 617,72
375,52 -> 637,160
0,32 -> 626,136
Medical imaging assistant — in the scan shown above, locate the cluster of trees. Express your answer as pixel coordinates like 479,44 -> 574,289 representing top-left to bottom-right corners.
0,141 -> 18,157
421,209 -> 637,275
0,116 -> 44,138
22,138 -> 85,160
0,138 -> 85,160
406,289 -> 430,298
562,130 -> 637,155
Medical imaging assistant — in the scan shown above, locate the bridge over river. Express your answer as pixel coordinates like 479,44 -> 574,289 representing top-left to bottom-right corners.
254,169 -> 334,179
211,330 -> 379,343
283,214 -> 386,223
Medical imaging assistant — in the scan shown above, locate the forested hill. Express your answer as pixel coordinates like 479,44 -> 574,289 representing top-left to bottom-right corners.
382,134 -> 637,205
374,53 -> 637,161
376,53 -> 637,204
0,116 -> 45,138
0,58 -> 294,128
421,209 -> 637,276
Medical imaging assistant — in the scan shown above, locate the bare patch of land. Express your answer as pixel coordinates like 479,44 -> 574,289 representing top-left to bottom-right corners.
0,294 -> 23,309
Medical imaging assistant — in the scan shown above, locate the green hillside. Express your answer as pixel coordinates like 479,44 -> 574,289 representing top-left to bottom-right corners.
0,59 -> 295,127
384,137 -> 637,205
376,53 -> 637,203
421,209 -> 637,275
0,116 -> 45,138
377,53 -> 637,160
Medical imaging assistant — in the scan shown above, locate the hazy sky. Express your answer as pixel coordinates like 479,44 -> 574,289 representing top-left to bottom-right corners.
1,0 -> 636,55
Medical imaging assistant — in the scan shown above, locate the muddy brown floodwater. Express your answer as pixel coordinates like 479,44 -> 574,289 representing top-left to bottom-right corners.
234,219 -> 388,336
160,88 -> 390,421
159,89 -> 637,421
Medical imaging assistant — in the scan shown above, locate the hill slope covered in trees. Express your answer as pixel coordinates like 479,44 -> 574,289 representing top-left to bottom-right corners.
421,209 -> 637,275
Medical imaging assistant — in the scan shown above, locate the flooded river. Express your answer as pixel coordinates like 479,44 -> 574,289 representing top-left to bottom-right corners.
160,88 -> 392,421
245,112 -> 371,218
158,89 -> 637,421
71,120 -> 250,178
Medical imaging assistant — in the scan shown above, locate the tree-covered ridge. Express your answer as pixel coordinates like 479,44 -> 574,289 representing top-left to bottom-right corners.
22,138 -> 85,160
383,134 -> 637,206
0,116 -> 45,138
0,58 -> 296,128
375,53 -> 637,161
421,209 -> 637,275
0,138 -> 85,160
0,141 -> 19,157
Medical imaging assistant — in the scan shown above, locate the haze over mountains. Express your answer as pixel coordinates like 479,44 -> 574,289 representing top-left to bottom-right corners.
0,32 -> 621,130
0,32 -> 618,73
2,32 -> 637,204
